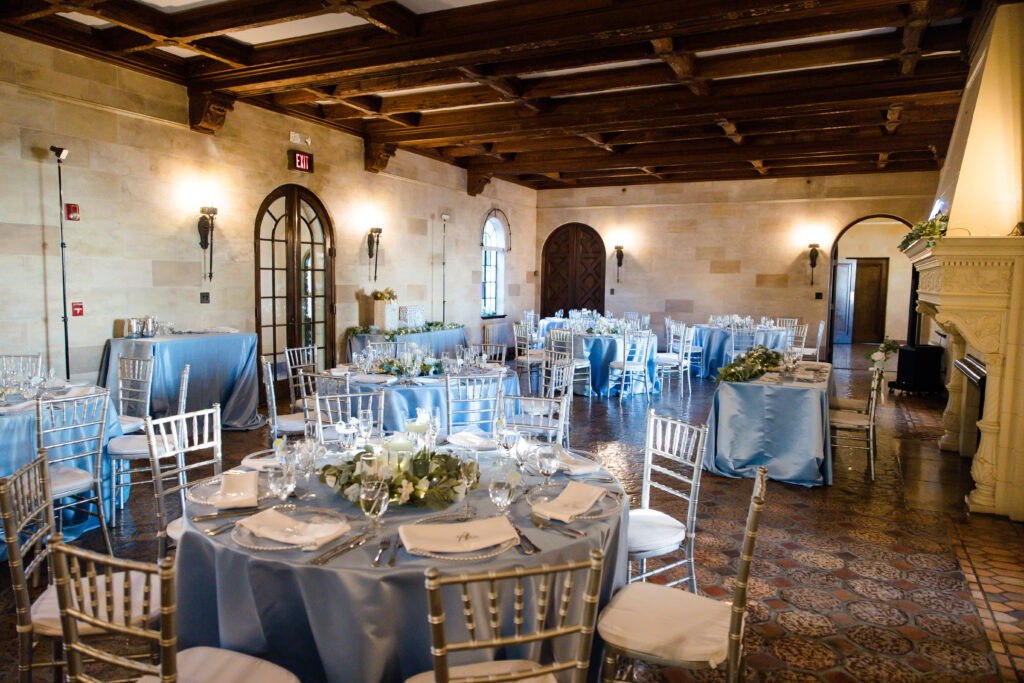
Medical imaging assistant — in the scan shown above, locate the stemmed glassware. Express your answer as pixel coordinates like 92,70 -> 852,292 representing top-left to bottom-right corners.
358,408 -> 374,443
359,450 -> 390,535
458,451 -> 480,518
497,428 -> 518,462
536,446 -> 560,489
488,463 -> 516,516
295,438 -> 322,499
267,465 -> 297,503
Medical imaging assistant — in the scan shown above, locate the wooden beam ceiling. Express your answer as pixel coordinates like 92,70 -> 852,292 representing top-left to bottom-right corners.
0,0 -> 976,191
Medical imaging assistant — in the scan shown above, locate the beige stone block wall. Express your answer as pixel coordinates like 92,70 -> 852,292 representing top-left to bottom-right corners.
536,173 -> 938,347
0,33 -> 536,380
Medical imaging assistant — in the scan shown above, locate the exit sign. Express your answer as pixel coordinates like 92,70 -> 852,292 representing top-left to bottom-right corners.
288,149 -> 314,173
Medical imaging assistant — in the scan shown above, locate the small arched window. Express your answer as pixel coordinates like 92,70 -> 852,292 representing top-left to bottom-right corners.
481,212 -> 508,317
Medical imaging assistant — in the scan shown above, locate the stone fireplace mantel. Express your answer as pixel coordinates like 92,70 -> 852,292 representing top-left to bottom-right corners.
905,237 -> 1024,519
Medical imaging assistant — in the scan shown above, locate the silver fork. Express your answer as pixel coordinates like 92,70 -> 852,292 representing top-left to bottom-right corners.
372,535 -> 391,567
531,514 -> 584,538
203,520 -> 236,536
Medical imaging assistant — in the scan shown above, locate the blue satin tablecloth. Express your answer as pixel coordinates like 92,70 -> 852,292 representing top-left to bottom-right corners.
350,373 -> 521,434
98,333 -> 263,430
0,390 -> 123,558
705,362 -> 834,487
574,334 -> 660,397
176,458 -> 627,682
692,326 -> 790,379
347,328 -> 468,362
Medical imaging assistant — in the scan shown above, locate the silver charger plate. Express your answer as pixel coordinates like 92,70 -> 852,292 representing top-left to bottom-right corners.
229,505 -> 350,552
185,474 -> 275,506
524,483 -> 623,521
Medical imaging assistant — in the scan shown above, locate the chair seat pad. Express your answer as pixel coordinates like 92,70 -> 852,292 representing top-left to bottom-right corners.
654,353 -> 681,365
50,465 -> 94,497
610,361 -> 646,371
108,435 -> 165,458
572,358 -> 591,369
800,347 -> 818,356
31,570 -> 162,638
167,516 -> 184,542
830,409 -> 869,428
118,415 -> 145,434
628,508 -> 686,554
406,659 -> 557,683
516,356 -> 543,365
137,646 -> 299,683
829,396 -> 867,412
598,582 -> 732,668
276,413 -> 307,433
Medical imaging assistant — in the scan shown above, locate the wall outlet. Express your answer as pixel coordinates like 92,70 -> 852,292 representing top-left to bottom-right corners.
815,292 -> 823,300
610,288 -> 615,295
200,292 -> 210,304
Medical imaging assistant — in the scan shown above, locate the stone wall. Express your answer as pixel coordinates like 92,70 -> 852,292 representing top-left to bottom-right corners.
0,33 -> 536,380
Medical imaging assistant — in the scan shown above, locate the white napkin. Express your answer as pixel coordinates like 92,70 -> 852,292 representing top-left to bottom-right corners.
532,481 -> 606,523
447,429 -> 497,450
237,508 -> 350,550
399,516 -> 517,554
240,453 -> 279,472
330,366 -> 352,376
205,326 -> 239,334
352,374 -> 397,385
211,471 -> 259,509
0,400 -> 34,414
63,386 -> 96,398
413,376 -> 443,385
795,371 -> 817,381
549,444 -> 601,475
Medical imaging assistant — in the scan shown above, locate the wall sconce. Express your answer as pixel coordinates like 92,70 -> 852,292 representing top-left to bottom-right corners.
367,227 -> 382,281
198,206 -> 217,281
808,243 -> 820,285
613,245 -> 624,283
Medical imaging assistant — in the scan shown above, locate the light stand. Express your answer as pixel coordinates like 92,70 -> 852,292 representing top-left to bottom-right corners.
50,145 -> 71,380
440,213 -> 450,322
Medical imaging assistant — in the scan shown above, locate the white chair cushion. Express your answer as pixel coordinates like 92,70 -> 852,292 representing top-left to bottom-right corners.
572,358 -> 590,369
118,415 -> 145,434
137,646 -> 299,683
654,353 -> 680,365
598,582 -> 732,668
406,659 -> 556,683
829,396 -> 867,412
628,508 -> 686,554
610,361 -> 646,371
31,570 -> 162,638
276,413 -> 307,433
829,409 -> 869,428
108,435 -> 165,458
50,465 -> 94,498
167,516 -> 184,542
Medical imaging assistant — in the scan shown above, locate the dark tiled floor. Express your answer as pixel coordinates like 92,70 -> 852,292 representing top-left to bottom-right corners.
3,347 -> 1022,681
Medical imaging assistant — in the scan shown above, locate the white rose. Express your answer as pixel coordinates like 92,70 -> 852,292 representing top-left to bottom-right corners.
871,351 -> 886,361
398,480 -> 414,505
343,483 -> 360,502
324,473 -> 338,488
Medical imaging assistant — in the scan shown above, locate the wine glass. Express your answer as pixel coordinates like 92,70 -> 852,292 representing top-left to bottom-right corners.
536,446 -> 560,489
360,450 -> 384,484
358,409 -> 374,443
488,469 -> 515,516
267,465 -> 296,503
296,439 -> 319,499
497,428 -> 518,461
360,480 -> 390,535
428,406 -> 441,450
458,451 -> 480,518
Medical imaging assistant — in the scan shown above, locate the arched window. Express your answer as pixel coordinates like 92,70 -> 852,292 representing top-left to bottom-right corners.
481,212 -> 508,316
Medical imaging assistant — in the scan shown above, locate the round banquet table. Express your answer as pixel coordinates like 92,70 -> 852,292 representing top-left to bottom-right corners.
573,333 -> 660,397
175,455 -> 628,683
692,325 -> 790,379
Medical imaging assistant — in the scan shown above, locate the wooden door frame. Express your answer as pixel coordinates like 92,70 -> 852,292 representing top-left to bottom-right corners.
540,222 -> 606,317
832,258 -> 857,344
850,256 -> 889,344
825,214 -> 911,361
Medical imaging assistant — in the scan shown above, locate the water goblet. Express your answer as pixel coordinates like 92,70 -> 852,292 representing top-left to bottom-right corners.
360,450 -> 384,484
536,446 -> 560,489
358,408 -> 374,442
458,451 -> 480,518
497,428 -> 518,461
360,480 -> 390,536
296,439 -> 319,499
267,465 -> 296,503
488,470 -> 516,516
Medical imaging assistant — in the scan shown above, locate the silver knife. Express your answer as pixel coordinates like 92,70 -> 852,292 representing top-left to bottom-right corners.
308,532 -> 366,565
386,536 -> 402,567
191,506 -> 267,523
372,536 -> 391,567
507,519 -> 540,554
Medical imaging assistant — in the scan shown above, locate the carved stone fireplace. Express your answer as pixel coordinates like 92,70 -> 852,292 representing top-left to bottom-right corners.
906,237 -> 1024,520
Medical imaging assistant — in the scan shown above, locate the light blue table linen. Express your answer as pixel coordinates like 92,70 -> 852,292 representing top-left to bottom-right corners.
705,363 -> 834,486
574,334 -> 660,397
98,333 -> 264,430
347,328 -> 469,362
693,326 -> 790,379
537,317 -> 567,341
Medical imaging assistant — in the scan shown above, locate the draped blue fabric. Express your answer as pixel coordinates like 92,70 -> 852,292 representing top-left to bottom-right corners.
574,335 -> 660,397
537,317 -> 567,341
349,374 -> 521,434
704,368 -> 834,486
346,328 -> 469,362
692,326 -> 791,379
0,393 -> 123,559
175,460 -> 627,683
98,333 -> 264,430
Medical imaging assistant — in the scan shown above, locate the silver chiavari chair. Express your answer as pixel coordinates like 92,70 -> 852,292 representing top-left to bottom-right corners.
803,320 -> 826,361
513,322 -> 543,394
298,371 -> 351,437
654,321 -> 692,393
547,328 -> 593,399
36,390 -> 113,554
830,367 -> 884,480
610,330 -> 652,402
312,390 -> 384,444
1,353 -> 43,376
406,550 -> 605,683
445,373 -> 503,437
500,393 -> 569,445
368,340 -> 407,360
469,342 -> 506,363
539,349 -> 572,398
623,311 -> 639,323
522,310 -> 541,347
108,365 -> 189,527
640,313 -> 651,330
787,323 -> 808,354
116,354 -> 153,434
261,355 -> 306,447
145,405 -> 222,558
599,467 -> 767,683
777,317 -> 799,328
50,540 -> 299,683
284,345 -> 317,411
728,328 -> 758,360
628,410 -> 708,591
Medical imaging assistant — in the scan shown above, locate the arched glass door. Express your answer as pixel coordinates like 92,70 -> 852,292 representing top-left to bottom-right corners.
254,185 -> 335,386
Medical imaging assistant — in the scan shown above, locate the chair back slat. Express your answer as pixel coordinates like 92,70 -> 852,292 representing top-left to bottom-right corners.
445,373 -> 503,436
36,390 -> 110,474
423,550 -> 604,683
300,372 -> 351,436
368,341 -> 407,359
777,317 -> 799,328
312,390 -> 384,443
727,467 -> 768,676
730,329 -> 757,357
513,323 -> 539,361
116,355 -> 153,419
1,353 -> 43,376
621,330 -> 650,365
285,345 -> 318,407
641,411 -> 707,537
540,351 -> 573,398
623,312 -> 639,322
787,323 -> 808,351
500,395 -> 568,444
469,343 -> 506,363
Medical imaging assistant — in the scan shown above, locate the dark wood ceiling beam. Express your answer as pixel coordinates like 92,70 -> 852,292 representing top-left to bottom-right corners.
650,37 -> 708,96
750,159 -> 768,175
1,0 -> 63,23
169,0 -> 331,41
717,118 -> 743,144
273,87 -> 335,106
884,102 -> 904,132
456,66 -> 550,113
322,96 -> 421,127
899,1 -> 931,75
327,0 -> 418,38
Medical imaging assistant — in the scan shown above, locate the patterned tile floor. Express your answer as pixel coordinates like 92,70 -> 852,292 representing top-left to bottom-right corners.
2,344 -> 1022,681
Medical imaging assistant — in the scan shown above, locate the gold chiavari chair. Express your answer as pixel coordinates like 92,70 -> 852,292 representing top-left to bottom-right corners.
50,540 -> 300,683
36,389 -> 113,554
261,356 -> 306,447
598,467 -> 768,683
469,342 -> 507,363
777,317 -> 799,328
628,410 -> 708,591
405,549 -> 605,683
312,390 -> 384,444
284,345 -> 317,411
116,354 -> 153,434
445,373 -> 503,437
145,405 -> 222,558
830,367 -> 884,480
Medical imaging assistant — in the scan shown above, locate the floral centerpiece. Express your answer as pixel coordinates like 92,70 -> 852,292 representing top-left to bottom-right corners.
371,288 -> 398,301
715,346 -> 783,383
345,321 -> 464,342
898,213 -> 948,252
320,446 -> 478,510
586,316 -> 624,335
864,339 -> 900,369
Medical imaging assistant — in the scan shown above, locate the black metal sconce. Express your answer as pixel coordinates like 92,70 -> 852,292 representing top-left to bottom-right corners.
808,243 -> 820,285
198,206 -> 217,281
367,227 -> 382,281
613,245 -> 624,283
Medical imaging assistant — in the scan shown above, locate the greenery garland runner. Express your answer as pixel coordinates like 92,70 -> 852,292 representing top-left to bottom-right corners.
320,446 -> 479,511
864,338 -> 900,369
715,346 -> 783,383
378,358 -> 443,376
344,321 -> 464,341
898,213 -> 948,252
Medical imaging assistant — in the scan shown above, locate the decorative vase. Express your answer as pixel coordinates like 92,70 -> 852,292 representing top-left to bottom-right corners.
373,301 -> 399,331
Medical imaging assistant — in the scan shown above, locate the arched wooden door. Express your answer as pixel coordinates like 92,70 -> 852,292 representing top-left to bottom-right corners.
541,223 -> 606,317
254,185 -> 336,387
